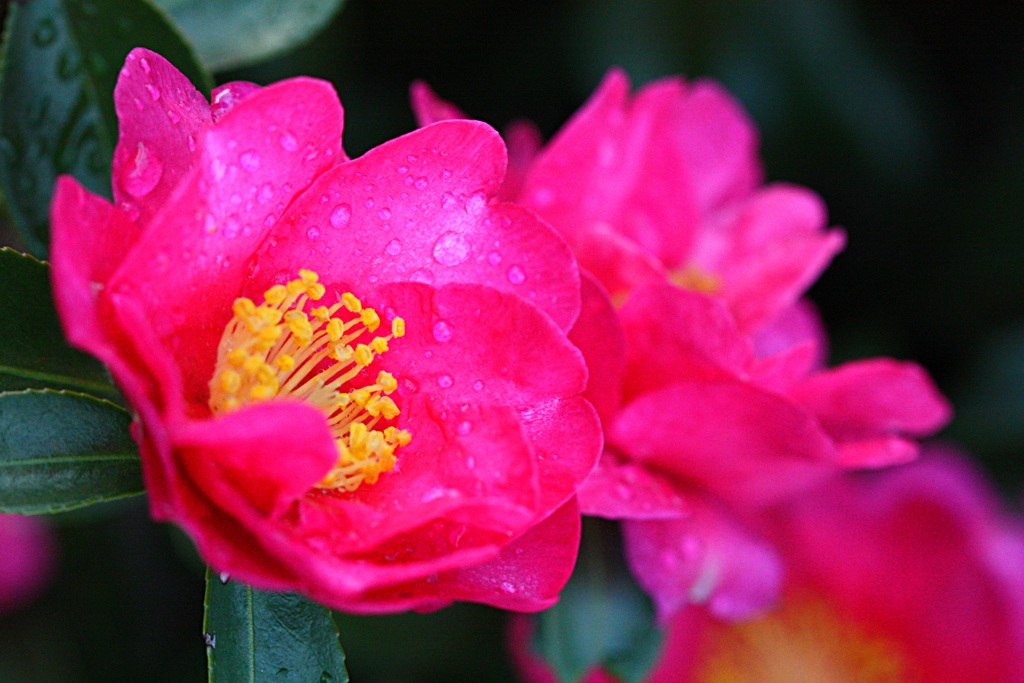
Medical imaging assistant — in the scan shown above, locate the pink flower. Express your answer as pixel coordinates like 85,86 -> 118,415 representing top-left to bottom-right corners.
49,49 -> 601,613
0,514 -> 54,615
514,448 -> 1024,683
413,73 -> 950,619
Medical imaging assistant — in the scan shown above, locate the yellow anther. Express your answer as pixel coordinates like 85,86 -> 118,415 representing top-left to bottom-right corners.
326,318 -> 345,342
368,396 -> 399,420
243,354 -> 264,375
377,371 -> 397,393
256,306 -> 283,326
360,308 -> 381,332
349,422 -> 368,451
263,285 -> 288,306
219,370 -> 242,394
249,384 -> 277,401
350,388 -> 371,407
233,297 -> 257,319
228,348 -> 247,368
285,310 -> 313,345
341,292 -> 362,313
311,306 -> 330,322
391,317 -> 405,338
371,337 -> 389,353
275,355 -> 295,372
329,344 -> 355,363
355,344 -> 374,367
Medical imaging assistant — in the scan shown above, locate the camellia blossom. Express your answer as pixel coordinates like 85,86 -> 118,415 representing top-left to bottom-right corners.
0,514 -> 54,615
412,72 -> 951,619
514,448 -> 1024,683
49,49 -> 601,613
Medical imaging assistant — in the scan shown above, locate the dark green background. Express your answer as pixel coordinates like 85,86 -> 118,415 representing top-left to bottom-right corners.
1,1 -> 1021,681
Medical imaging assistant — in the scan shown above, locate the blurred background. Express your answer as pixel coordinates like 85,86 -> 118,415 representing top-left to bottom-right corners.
1,0 -> 1021,681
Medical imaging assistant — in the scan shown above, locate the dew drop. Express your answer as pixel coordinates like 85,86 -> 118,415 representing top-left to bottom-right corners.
257,183 -> 274,204
385,238 -> 402,256
378,207 -> 392,220
437,374 -> 454,388
364,198 -> 375,209
487,251 -> 502,266
432,319 -> 453,342
472,380 -> 484,391
120,142 -> 163,198
145,83 -> 161,101
219,572 -> 230,584
432,231 -> 470,266
440,191 -> 456,209
210,158 -> 226,181
500,582 -> 517,594
506,265 -> 526,285
329,203 -> 351,228
465,190 -> 487,214
456,421 -> 473,435
139,57 -> 151,74
166,109 -> 180,124
239,150 -> 260,171
396,165 -> 408,175
414,176 -> 429,190
187,135 -> 196,152
409,268 -> 434,285
279,132 -> 299,151
306,226 -> 321,240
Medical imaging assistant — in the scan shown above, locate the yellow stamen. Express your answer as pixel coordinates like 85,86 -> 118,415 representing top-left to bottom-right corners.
672,263 -> 721,295
208,270 -> 410,493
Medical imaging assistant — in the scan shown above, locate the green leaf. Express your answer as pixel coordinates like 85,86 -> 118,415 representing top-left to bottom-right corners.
0,0 -> 211,257
0,247 -> 117,396
533,521 -> 664,683
204,571 -> 349,683
0,389 -> 142,514
153,0 -> 346,71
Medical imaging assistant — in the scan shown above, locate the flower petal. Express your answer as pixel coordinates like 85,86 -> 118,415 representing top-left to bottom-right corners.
112,49 -> 212,226
249,120 -> 581,331
610,381 -> 838,506
578,453 -> 691,520
568,271 -> 625,426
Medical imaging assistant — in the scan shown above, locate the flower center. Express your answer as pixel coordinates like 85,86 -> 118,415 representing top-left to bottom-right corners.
208,269 -> 411,492
671,264 -> 721,294
697,597 -> 913,683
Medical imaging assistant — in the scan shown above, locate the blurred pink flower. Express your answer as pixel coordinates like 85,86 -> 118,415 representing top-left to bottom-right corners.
50,49 -> 601,613
0,514 -> 54,614
514,448 -> 1024,683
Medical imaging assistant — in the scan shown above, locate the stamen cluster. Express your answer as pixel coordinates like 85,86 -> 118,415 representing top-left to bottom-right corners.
208,269 -> 411,492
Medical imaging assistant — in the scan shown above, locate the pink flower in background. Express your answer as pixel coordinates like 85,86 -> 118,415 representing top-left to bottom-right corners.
515,448 -> 1024,683
413,72 -> 951,619
50,49 -> 600,613
0,514 -> 54,615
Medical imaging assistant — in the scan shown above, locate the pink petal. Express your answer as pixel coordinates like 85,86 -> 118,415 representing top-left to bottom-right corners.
751,297 -> 828,364
112,48 -> 212,226
578,453 -> 691,520
790,357 -> 953,443
521,70 -> 701,270
623,500 -> 782,621
568,271 -> 625,426
618,284 -> 751,401
409,80 -> 466,127
210,81 -> 262,121
499,119 -> 543,202
693,185 -> 846,332
248,120 -> 581,331
107,75 -> 344,408
610,381 -> 838,506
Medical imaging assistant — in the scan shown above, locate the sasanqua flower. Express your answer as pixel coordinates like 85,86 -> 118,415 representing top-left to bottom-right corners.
411,72 -> 950,619
50,49 -> 600,613
514,448 -> 1024,683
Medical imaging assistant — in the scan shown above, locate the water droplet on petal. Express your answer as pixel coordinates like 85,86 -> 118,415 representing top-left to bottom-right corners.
487,251 -> 502,266
306,226 -> 321,240
187,135 -> 196,152
329,203 -> 351,228
437,374 -> 454,388
139,57 -> 151,74
409,268 -> 434,285
472,380 -> 484,391
385,238 -> 402,256
257,183 -> 274,204
166,109 -> 180,124
378,207 -> 392,220
279,132 -> 299,151
120,142 -> 163,197
440,191 -> 456,209
432,320 -> 453,342
414,176 -> 428,190
456,421 -> 473,435
396,165 -> 408,175
145,83 -> 161,101
465,190 -> 487,214
432,231 -> 470,266
506,265 -> 526,284
500,582 -> 517,594
239,150 -> 260,171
